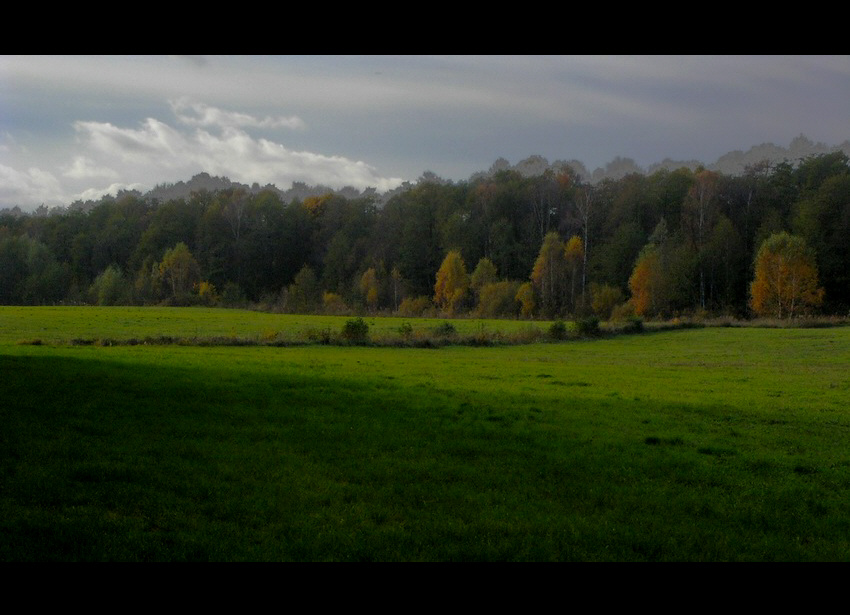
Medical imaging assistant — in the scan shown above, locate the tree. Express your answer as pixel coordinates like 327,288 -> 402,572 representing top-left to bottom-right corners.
564,235 -> 585,312
158,242 -> 201,301
682,169 -> 719,309
530,231 -> 566,318
359,267 -> 380,313
475,280 -> 521,318
628,246 -> 664,317
434,249 -> 469,315
516,281 -> 535,318
286,264 -> 321,313
89,264 -> 129,306
470,257 -> 498,296
749,232 -> 824,319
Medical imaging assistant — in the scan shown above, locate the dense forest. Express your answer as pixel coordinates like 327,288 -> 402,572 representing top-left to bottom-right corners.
2,151 -> 849,320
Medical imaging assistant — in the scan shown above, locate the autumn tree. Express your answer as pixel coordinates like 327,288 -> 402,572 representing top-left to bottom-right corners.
516,281 -> 535,318
475,280 -> 521,318
564,235 -> 585,313
434,249 -> 469,315
359,267 -> 380,313
628,245 -> 664,317
749,232 -> 824,319
470,257 -> 499,297
530,231 -> 567,318
158,242 -> 201,301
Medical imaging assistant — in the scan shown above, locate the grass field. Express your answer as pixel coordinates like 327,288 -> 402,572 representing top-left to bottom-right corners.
2,307 -> 849,561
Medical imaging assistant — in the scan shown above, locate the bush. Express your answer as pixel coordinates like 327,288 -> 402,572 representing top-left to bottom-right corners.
341,317 -> 370,343
432,322 -> 457,337
398,322 -> 413,338
549,320 -> 568,340
590,283 -> 624,320
624,315 -> 644,333
574,316 -> 600,336
398,295 -> 434,317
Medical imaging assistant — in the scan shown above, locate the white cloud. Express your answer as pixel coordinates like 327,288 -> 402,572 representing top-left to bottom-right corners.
0,164 -> 64,207
170,97 -> 306,131
62,156 -> 119,180
75,182 -> 148,203
69,104 -> 404,195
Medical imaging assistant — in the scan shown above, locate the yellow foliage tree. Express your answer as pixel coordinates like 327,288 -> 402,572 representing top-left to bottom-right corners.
359,267 -> 380,312
434,250 -> 469,315
516,281 -> 535,318
158,242 -> 200,300
749,232 -> 824,319
531,231 -> 566,317
564,234 -> 585,311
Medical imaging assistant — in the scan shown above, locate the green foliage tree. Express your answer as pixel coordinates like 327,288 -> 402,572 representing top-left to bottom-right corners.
0,235 -> 69,305
286,264 -> 321,313
89,265 -> 130,306
792,172 -> 850,310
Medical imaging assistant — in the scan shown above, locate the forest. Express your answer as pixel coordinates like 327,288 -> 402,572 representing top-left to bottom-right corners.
1,151 -> 849,320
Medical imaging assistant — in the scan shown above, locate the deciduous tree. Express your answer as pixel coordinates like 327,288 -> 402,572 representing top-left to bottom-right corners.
359,267 -> 380,313
434,249 -> 469,315
749,232 -> 824,319
628,246 -> 664,317
564,235 -> 584,312
530,231 -> 566,318
158,242 -> 201,300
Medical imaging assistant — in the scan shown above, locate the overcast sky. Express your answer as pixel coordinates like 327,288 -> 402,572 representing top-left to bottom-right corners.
2,55 -> 848,211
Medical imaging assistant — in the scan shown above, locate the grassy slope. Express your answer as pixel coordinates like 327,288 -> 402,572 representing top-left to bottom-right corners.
2,309 -> 849,561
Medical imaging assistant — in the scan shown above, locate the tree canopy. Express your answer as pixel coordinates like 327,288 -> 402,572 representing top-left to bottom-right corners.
2,152 -> 848,319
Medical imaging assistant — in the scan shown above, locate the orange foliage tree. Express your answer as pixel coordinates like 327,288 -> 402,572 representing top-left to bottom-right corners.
628,246 -> 664,317
749,232 -> 824,319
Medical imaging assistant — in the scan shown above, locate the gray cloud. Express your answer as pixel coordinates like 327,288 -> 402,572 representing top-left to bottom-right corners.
1,55 -> 848,210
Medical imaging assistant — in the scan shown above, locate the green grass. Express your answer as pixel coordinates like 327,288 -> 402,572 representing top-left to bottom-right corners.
2,307 -> 850,560
0,305 -> 556,346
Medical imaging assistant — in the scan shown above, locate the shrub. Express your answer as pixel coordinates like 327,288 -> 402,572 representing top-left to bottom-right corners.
574,316 -> 600,336
323,292 -> 349,315
306,326 -> 332,344
590,283 -> 624,320
397,322 -> 413,338
341,317 -> 370,343
432,321 -> 457,337
398,295 -> 434,317
624,315 -> 644,333
549,320 -> 568,340
475,280 -> 521,318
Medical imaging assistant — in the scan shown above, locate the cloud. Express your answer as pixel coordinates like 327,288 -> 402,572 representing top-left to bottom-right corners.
69,102 -> 404,196
61,156 -> 119,180
0,164 -> 64,207
170,97 -> 306,131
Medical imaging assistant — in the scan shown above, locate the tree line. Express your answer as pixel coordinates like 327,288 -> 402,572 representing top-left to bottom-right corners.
1,152 -> 848,320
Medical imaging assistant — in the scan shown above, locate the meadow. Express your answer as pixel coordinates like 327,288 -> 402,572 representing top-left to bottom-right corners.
1,306 -> 849,561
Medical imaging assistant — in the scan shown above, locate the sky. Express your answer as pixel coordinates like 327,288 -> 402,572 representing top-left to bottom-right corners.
1,55 -> 849,211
